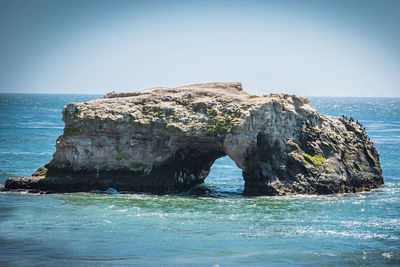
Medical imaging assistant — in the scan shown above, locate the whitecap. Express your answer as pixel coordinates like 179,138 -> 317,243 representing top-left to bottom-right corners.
118,209 -> 128,213
382,252 -> 393,259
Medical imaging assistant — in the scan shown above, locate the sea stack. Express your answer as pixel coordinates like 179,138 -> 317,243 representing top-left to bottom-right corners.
5,82 -> 383,195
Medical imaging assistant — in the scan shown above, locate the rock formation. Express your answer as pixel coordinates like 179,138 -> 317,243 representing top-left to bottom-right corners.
4,82 -> 383,195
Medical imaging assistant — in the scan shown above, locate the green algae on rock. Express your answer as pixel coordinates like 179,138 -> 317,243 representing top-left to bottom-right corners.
4,82 -> 383,195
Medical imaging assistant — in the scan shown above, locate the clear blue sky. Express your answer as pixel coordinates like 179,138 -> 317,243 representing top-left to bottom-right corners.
0,0 -> 399,96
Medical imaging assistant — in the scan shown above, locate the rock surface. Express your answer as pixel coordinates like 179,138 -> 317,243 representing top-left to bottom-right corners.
5,82 -> 383,195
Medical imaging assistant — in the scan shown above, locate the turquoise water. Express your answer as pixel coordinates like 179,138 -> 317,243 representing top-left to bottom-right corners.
0,94 -> 399,266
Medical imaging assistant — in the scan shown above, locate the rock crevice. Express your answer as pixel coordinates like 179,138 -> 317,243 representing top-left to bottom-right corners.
5,82 -> 383,195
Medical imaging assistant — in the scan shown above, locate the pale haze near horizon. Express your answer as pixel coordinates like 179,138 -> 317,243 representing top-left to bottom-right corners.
0,0 -> 399,97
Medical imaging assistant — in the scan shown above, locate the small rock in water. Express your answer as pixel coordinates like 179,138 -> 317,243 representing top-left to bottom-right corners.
106,188 -> 119,194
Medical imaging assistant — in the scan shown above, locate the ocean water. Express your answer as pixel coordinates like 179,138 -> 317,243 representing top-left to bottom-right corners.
0,94 -> 399,266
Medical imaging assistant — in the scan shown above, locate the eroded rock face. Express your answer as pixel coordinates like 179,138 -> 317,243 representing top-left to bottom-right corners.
5,82 -> 383,195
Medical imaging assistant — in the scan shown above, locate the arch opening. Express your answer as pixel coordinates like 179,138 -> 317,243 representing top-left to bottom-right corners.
188,156 -> 244,197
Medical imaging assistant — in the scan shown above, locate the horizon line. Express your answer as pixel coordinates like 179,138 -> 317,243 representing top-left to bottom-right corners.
1,92 -> 399,98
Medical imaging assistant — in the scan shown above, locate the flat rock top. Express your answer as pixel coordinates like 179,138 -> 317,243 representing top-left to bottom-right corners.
63,82 -> 315,134
102,82 -> 245,98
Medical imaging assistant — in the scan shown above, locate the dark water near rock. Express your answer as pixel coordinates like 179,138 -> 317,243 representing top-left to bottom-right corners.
0,94 -> 399,266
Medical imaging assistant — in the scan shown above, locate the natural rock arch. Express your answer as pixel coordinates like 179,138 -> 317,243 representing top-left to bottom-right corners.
5,82 -> 383,195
